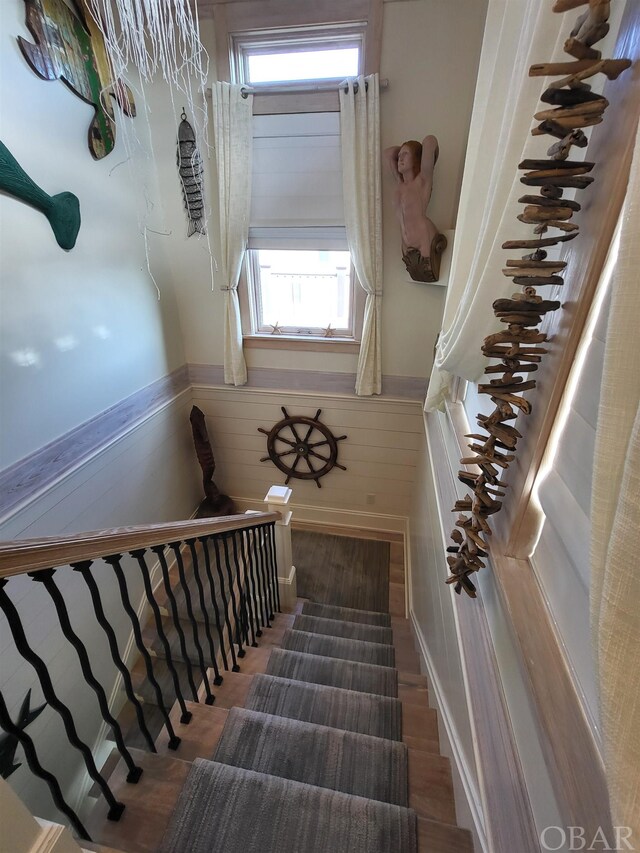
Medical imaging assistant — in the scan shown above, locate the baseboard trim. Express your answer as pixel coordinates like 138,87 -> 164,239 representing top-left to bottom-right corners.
233,497 -> 408,536
410,610 -> 488,853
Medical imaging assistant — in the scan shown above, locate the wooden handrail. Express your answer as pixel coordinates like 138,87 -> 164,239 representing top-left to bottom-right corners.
0,512 -> 281,579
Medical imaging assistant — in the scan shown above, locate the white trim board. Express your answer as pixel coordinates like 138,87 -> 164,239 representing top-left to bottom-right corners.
423,409 -> 539,853
410,609 -> 488,853
234,496 -> 408,534
189,363 -> 427,401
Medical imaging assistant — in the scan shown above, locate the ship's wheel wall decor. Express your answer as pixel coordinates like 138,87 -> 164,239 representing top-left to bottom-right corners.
258,407 -> 347,488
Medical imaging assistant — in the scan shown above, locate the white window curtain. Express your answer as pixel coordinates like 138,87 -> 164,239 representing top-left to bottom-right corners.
590,121 -> 640,838
424,0 -> 567,411
339,73 -> 382,396
212,82 -> 253,386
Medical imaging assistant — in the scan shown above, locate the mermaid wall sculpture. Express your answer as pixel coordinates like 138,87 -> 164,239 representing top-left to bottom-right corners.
0,140 -> 80,249
384,134 -> 447,282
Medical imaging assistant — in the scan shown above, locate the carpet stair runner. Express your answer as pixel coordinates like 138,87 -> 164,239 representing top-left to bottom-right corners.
212,706 -> 409,804
264,647 -> 398,696
280,627 -> 396,666
90,597 -> 473,852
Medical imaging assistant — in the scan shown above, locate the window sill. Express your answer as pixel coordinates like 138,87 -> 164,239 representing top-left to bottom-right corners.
243,335 -> 360,353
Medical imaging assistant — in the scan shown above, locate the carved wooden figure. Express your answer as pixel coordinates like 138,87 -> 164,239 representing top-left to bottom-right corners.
384,135 -> 447,282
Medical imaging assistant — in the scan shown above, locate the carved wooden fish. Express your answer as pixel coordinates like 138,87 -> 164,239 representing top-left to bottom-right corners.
177,112 -> 206,237
18,0 -> 135,159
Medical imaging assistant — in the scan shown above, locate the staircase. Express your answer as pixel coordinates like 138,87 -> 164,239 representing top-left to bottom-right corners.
83,558 -> 474,852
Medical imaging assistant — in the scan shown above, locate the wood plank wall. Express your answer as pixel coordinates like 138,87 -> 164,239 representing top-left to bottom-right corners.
191,386 -> 423,518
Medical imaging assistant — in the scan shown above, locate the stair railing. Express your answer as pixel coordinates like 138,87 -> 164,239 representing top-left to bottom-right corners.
0,510 -> 281,841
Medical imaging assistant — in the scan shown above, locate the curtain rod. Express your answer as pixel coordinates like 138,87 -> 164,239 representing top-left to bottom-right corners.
240,78 -> 389,98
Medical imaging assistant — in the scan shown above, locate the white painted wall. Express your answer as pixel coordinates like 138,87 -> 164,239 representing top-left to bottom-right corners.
0,6 -> 203,827
0,5 -> 186,470
150,1 -> 488,382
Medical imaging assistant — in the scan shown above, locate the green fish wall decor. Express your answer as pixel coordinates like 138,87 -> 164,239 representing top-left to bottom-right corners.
0,140 -> 81,249
18,0 -> 136,159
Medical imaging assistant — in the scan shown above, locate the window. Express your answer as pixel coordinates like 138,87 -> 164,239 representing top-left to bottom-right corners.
240,111 -> 364,346
213,1 -> 383,349
231,26 -> 364,89
248,249 -> 353,335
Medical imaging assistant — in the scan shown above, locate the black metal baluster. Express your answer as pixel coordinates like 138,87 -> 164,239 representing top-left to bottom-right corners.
263,523 -> 276,616
234,530 -> 258,647
105,554 -> 181,747
0,579 -> 125,820
267,522 -> 282,613
186,539 -> 223,684
168,543 -> 215,705
243,528 -> 263,638
249,526 -> 269,631
198,537 -> 229,673
230,530 -> 252,648
29,568 -> 142,780
73,561 -> 156,755
151,546 -> 199,702
211,536 -> 240,671
255,527 -> 273,628
0,691 -> 91,839
131,548 -> 191,727
220,533 -> 246,657
245,528 -> 264,637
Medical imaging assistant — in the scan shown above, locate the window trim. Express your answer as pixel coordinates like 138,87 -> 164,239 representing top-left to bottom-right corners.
239,252 -> 365,351
231,25 -> 365,89
212,0 -> 383,109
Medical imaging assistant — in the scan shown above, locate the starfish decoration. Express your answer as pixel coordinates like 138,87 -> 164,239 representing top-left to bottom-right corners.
269,322 -> 283,335
0,689 -> 47,779
323,324 -> 335,338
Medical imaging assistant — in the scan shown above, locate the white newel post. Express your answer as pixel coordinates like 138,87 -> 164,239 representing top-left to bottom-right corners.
0,779 -> 83,853
264,485 -> 297,611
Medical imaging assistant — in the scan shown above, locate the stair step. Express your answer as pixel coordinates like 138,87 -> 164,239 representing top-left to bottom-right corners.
281,628 -> 395,667
110,692 -> 171,751
85,748 -> 192,853
245,673 -> 402,741
265,648 -> 398,697
143,612 -> 224,670
211,671 -> 255,709
155,701 -> 229,761
159,759 -> 417,853
402,702 -> 439,742
418,816 -> 474,853
302,601 -> 392,627
408,752 -> 456,824
403,734 -> 441,756
213,706 -> 409,805
130,654 -> 202,711
292,614 -> 393,645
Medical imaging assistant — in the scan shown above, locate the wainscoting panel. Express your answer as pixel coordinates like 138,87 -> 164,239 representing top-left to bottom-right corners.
191,386 -> 424,518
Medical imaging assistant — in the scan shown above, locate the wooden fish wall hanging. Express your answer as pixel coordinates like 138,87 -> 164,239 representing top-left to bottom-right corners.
18,0 -> 136,160
0,140 -> 81,249
177,110 -> 206,237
